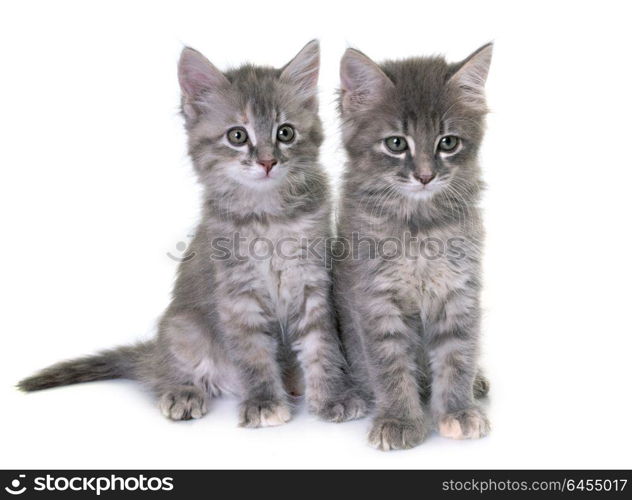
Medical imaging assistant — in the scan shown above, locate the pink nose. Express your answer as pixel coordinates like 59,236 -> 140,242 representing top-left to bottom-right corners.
415,173 -> 436,185
257,158 -> 278,174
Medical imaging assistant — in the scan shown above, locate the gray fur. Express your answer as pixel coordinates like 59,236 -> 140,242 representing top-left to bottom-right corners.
17,342 -> 152,392
334,44 -> 493,449
19,40 -> 366,427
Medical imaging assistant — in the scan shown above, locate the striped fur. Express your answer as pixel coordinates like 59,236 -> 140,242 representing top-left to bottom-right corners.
19,41 -> 366,427
334,44 -> 493,450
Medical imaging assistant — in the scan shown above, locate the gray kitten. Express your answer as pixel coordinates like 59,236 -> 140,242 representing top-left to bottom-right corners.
19,40 -> 366,427
333,44 -> 493,449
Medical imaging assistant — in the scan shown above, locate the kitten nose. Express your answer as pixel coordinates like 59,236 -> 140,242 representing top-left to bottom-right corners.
415,173 -> 436,185
257,158 -> 278,174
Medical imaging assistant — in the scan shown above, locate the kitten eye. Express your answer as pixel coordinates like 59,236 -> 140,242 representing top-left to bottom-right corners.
227,127 -> 248,146
438,135 -> 460,153
384,136 -> 408,153
277,124 -> 295,143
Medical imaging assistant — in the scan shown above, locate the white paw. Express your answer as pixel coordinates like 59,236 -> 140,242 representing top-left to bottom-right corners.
159,386 -> 209,421
239,400 -> 291,428
368,417 -> 426,451
312,393 -> 369,423
438,407 -> 490,439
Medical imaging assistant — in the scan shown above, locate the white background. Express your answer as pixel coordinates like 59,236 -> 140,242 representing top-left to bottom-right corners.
1,0 -> 631,469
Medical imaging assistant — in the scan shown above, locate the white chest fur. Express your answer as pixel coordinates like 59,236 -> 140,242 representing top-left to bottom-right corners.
234,213 -> 324,320
377,228 -> 475,323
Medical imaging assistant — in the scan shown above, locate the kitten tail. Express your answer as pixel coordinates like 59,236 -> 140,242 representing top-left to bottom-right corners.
17,341 -> 153,392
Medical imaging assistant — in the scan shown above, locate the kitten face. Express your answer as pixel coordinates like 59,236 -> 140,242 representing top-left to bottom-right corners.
179,41 -> 322,193
339,44 -> 492,202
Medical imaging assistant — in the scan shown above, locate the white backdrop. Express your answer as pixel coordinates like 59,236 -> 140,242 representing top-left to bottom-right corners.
1,0 -> 631,469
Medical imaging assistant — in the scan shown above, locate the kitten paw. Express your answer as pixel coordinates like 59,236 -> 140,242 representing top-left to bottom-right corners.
312,392 -> 369,423
239,400 -> 291,428
473,372 -> 490,399
368,417 -> 426,451
159,386 -> 208,421
438,407 -> 490,439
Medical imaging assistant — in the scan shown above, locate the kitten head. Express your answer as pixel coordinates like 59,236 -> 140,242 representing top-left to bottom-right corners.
178,40 -> 322,195
339,44 -> 492,204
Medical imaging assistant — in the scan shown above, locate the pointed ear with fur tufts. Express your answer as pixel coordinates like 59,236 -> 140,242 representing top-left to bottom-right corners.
280,39 -> 320,110
448,42 -> 493,112
339,48 -> 394,115
178,47 -> 230,119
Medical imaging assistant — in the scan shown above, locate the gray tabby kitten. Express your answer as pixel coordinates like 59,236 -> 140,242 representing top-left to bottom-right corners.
19,40 -> 366,427
334,44 -> 493,450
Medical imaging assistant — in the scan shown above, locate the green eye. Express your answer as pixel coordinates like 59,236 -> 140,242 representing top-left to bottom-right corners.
227,127 -> 248,145
385,136 -> 408,153
438,135 -> 460,153
277,124 -> 295,143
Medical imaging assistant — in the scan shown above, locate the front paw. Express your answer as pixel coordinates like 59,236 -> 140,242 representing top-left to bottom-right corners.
311,392 -> 369,423
238,399 -> 292,428
438,407 -> 490,439
368,417 -> 426,451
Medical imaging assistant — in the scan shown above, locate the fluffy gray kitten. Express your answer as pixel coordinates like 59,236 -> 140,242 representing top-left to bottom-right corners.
19,40 -> 366,427
334,44 -> 493,450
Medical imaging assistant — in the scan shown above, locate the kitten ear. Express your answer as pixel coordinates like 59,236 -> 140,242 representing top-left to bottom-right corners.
178,47 -> 229,118
340,48 -> 394,114
448,42 -> 493,111
280,39 -> 320,109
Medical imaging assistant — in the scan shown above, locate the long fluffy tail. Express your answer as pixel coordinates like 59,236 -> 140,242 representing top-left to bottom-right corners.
17,342 -> 152,392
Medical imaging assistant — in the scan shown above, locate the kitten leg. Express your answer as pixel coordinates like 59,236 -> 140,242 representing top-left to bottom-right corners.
152,312 -> 217,421
218,293 -> 291,428
291,285 -> 367,423
419,369 -> 489,401
363,303 -> 426,450
429,304 -> 490,440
